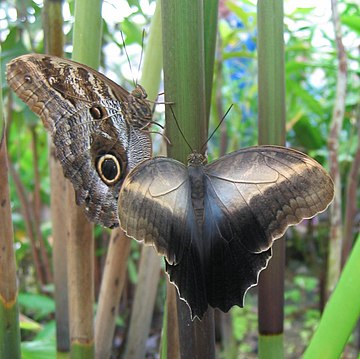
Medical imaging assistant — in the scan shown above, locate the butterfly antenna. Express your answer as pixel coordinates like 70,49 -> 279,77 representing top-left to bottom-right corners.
200,104 -> 233,153
169,105 -> 194,153
136,29 -> 145,83
120,30 -> 136,87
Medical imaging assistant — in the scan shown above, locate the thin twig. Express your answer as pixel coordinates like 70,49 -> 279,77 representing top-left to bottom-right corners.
8,159 -> 46,286
31,127 -> 53,283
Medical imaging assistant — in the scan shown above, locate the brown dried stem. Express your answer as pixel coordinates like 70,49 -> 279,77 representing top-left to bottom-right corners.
8,159 -> 46,286
43,0 -> 69,352
326,0 -> 347,298
30,127 -> 52,283
95,229 -> 131,358
0,128 -> 21,358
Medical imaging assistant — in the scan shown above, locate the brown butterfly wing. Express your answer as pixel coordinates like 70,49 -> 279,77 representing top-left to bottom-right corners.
204,145 -> 334,253
6,54 -> 152,228
118,157 -> 209,317
166,187 -> 272,316
195,146 -> 334,313
118,146 -> 334,319
119,157 -> 193,263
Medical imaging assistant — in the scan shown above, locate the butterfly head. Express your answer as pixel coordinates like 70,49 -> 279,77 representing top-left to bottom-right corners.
125,84 -> 152,130
131,84 -> 148,100
187,152 -> 207,167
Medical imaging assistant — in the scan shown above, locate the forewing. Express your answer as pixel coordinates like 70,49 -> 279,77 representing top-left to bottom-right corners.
6,54 -> 152,228
119,157 -> 210,318
205,145 -> 334,253
119,157 -> 193,263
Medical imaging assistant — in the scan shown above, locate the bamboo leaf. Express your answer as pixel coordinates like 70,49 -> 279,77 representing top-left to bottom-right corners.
341,15 -> 360,34
304,233 -> 360,359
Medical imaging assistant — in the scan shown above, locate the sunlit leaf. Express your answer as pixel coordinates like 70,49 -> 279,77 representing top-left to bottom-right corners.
341,15 -> 360,34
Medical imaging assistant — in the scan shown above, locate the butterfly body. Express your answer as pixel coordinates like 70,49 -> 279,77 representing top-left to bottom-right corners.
7,54 -> 153,228
119,146 -> 334,319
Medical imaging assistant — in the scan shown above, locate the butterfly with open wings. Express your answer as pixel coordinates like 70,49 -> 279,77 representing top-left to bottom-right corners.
118,146 -> 334,319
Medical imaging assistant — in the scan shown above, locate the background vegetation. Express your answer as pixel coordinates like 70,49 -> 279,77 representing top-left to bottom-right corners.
1,0 -> 359,358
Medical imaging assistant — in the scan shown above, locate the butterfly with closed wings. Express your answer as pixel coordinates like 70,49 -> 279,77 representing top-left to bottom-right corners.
7,54 -> 153,228
118,145 -> 334,319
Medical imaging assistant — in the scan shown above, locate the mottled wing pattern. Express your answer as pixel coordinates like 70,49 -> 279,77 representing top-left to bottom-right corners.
6,54 -> 152,228
204,145 -> 334,253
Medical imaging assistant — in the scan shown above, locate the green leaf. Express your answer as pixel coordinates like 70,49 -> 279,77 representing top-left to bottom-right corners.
21,339 -> 56,359
20,317 -> 42,332
225,1 -> 255,27
127,257 -> 138,284
18,293 -> 55,320
122,18 -> 143,45
34,321 -> 56,340
292,116 -> 324,150
287,81 -> 323,115
341,15 -> 360,34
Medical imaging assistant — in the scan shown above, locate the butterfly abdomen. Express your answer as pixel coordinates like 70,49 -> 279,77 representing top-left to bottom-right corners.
188,166 -> 206,228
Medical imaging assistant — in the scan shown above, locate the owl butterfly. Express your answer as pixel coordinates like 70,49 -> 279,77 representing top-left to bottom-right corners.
6,54 -> 152,228
118,146 -> 334,319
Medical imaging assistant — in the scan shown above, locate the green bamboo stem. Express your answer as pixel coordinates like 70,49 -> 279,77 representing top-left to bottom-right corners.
67,0 -> 102,357
72,0 -> 102,68
161,0 -> 207,156
161,0 -> 217,357
257,0 -> 286,358
203,0 -> 219,121
139,0 -> 163,101
303,233 -> 360,358
43,0 -> 64,57
0,47 -> 21,358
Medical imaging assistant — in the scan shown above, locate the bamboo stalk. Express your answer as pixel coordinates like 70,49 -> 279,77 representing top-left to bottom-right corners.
161,282 -> 180,359
122,3 -> 163,357
203,0 -> 219,122
257,0 -> 286,358
124,246 -> 162,359
67,0 -> 103,357
326,0 -> 347,297
42,0 -> 70,353
31,128 -> 53,284
342,113 -> 360,265
95,229 -> 131,358
0,48 -> 21,359
95,2 -> 163,355
8,160 -> 45,286
161,0 -> 217,357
